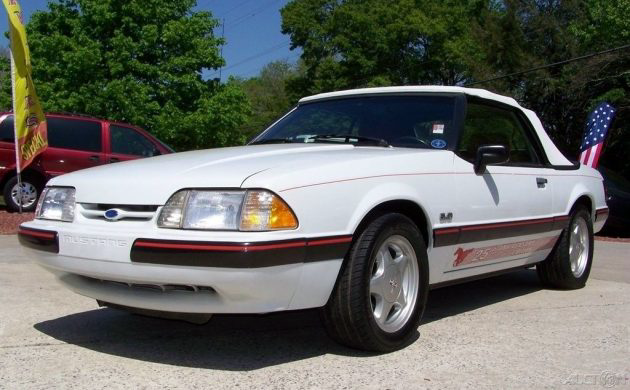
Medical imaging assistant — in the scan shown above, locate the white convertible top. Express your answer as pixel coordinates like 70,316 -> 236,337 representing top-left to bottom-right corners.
300,86 -> 572,166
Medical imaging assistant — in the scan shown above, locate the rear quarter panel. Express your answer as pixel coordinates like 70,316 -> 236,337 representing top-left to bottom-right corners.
551,165 -> 607,232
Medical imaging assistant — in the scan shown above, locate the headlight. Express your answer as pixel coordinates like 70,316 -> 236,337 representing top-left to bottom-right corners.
158,189 -> 298,231
35,187 -> 76,222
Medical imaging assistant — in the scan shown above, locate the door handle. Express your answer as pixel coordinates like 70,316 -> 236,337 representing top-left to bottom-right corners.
109,157 -> 120,163
88,155 -> 100,162
536,177 -> 548,188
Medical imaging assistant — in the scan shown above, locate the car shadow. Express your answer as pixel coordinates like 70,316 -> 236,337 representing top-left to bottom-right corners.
34,269 -> 542,370
597,227 -> 630,239
423,268 -> 541,324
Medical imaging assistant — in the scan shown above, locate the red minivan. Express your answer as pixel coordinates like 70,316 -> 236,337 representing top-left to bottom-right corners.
0,113 -> 174,212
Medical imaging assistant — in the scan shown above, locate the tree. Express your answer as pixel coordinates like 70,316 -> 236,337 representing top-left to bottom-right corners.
570,0 -> 629,176
0,48 -> 11,111
16,0 -> 250,151
235,60 -> 303,139
281,0 -> 487,94
471,0 -> 628,173
281,0 -> 629,177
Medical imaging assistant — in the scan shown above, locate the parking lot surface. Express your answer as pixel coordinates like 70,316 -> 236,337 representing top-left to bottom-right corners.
1,235 -> 628,389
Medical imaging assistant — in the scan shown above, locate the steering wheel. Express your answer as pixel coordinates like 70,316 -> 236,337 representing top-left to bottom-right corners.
392,136 -> 431,147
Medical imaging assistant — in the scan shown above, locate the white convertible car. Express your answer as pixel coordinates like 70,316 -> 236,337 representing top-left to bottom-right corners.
19,86 -> 608,351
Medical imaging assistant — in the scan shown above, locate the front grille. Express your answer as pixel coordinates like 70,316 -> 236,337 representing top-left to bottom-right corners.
79,203 -> 159,221
84,276 -> 215,294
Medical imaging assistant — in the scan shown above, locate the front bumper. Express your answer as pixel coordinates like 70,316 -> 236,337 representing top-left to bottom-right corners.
18,221 -> 350,314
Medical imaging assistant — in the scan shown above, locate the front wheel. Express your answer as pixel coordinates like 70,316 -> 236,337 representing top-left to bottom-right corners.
321,213 -> 429,352
537,206 -> 594,289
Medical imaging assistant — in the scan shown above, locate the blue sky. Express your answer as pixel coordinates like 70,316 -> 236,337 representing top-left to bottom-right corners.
0,0 -> 299,81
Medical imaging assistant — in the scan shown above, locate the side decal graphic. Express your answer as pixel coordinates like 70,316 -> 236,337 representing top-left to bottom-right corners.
453,236 -> 558,267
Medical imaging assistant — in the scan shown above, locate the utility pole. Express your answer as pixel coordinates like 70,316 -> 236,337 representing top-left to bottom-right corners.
218,18 -> 225,81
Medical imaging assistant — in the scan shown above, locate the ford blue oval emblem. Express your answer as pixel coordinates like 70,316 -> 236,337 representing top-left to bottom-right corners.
104,209 -> 120,220
431,139 -> 447,149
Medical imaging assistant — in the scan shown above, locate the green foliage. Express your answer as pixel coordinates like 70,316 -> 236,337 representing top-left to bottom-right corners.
472,0 -> 629,175
280,0 -> 629,177
571,0 -> 630,48
0,48 -> 11,111
281,0 -> 486,94
0,0 -> 626,178
2,0 -> 250,151
234,60 -> 303,139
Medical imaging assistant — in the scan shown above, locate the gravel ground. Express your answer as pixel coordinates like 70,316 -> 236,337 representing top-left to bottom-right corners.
595,235 -> 630,243
0,236 -> 629,389
0,208 -> 35,234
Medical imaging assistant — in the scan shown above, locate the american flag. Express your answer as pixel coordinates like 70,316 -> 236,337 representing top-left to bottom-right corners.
579,102 -> 615,168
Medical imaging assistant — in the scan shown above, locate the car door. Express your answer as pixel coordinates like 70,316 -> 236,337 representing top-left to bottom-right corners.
39,117 -> 107,177
0,114 -> 16,175
445,99 -> 554,274
105,124 -> 163,164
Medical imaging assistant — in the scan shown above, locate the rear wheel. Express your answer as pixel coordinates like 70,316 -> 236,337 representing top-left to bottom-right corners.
321,213 -> 429,352
3,175 -> 42,212
537,206 -> 593,289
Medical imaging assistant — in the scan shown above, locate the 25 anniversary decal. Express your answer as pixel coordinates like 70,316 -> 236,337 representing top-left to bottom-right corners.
453,236 -> 559,267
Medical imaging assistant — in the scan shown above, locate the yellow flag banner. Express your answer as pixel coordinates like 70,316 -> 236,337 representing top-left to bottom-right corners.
2,0 -> 47,172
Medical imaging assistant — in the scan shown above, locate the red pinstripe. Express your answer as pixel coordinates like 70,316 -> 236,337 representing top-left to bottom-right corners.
280,172 -> 602,192
134,235 -> 353,252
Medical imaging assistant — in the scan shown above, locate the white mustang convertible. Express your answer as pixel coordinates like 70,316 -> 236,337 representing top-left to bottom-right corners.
19,86 -> 608,351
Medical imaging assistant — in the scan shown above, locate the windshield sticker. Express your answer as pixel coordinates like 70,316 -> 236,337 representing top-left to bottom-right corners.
431,139 -> 447,149
432,123 -> 445,134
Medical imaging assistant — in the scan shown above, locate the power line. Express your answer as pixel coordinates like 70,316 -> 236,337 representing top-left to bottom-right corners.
225,41 -> 290,71
209,40 -> 291,78
232,51 -> 301,78
196,0 -> 268,27
226,0 -> 282,30
465,44 -> 630,86
217,0 -> 257,19
195,0 -> 254,16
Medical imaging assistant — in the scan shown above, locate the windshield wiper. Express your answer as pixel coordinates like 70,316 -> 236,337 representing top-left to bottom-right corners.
250,138 -> 296,145
308,134 -> 389,147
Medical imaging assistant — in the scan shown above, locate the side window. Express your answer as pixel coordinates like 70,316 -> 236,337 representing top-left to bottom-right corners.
0,115 -> 14,142
110,125 -> 160,157
48,118 -> 102,152
458,102 -> 540,165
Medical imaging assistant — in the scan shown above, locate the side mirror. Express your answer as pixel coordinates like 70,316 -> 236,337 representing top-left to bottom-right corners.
474,145 -> 509,175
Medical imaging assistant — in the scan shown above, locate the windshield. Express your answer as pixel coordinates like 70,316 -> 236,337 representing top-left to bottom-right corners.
251,95 -> 459,149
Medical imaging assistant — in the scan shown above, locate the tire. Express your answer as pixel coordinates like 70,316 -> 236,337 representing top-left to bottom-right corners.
321,213 -> 429,352
2,175 -> 42,212
537,206 -> 594,289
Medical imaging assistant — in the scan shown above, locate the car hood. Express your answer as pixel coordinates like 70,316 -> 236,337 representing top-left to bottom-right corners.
49,143 -> 447,204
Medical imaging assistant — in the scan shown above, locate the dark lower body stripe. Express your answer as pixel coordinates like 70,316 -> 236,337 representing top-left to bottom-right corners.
131,235 -> 353,268
18,226 -> 59,253
433,215 -> 570,248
